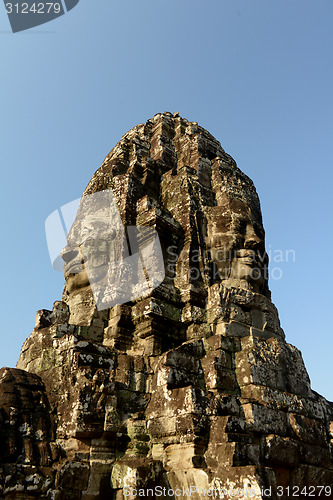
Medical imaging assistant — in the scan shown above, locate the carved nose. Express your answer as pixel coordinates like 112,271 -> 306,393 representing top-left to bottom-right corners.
61,245 -> 79,263
245,235 -> 261,249
244,225 -> 264,252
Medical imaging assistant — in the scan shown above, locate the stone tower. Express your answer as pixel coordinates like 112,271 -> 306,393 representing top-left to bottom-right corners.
0,112 -> 332,499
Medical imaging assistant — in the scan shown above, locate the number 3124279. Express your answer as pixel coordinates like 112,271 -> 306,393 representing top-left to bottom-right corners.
5,3 -> 62,14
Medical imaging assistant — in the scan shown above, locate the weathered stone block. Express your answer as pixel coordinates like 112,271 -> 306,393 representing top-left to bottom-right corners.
288,413 -> 328,446
263,434 -> 299,467
56,462 -> 90,491
216,321 -> 251,338
290,464 -> 333,488
242,403 -> 288,435
164,443 -> 206,470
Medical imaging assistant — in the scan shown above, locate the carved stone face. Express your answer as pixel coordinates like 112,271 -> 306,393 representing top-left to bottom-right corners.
60,189 -> 125,324
61,236 -> 111,325
207,196 -> 268,293
62,238 -> 110,294
61,189 -> 165,325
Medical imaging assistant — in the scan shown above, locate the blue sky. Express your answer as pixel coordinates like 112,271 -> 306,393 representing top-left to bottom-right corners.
1,0 -> 333,399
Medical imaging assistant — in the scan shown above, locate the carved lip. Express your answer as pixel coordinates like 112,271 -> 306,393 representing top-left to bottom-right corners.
236,250 -> 262,266
64,263 -> 83,275
236,249 -> 257,258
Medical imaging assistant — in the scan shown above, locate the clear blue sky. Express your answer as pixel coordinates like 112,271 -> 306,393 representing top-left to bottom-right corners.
1,0 -> 332,399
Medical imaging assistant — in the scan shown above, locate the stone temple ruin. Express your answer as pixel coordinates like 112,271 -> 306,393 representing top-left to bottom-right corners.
0,112 -> 333,499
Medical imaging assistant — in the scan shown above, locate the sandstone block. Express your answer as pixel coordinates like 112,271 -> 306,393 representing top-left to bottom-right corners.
242,403 -> 288,435
263,434 -> 299,467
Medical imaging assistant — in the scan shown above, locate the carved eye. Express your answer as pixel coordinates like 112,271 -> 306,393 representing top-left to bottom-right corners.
253,223 -> 265,240
231,218 -> 246,234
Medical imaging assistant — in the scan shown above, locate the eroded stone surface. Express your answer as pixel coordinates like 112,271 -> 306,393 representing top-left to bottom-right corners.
1,112 -> 332,498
